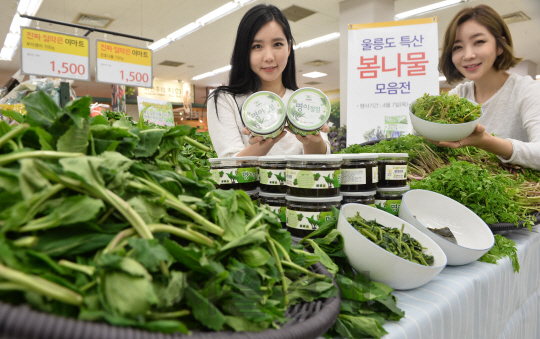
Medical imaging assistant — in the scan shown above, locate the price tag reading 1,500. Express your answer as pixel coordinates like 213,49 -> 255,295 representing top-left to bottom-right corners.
120,71 -> 150,84
50,61 -> 86,75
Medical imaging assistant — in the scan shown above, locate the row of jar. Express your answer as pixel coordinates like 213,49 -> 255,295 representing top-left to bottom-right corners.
258,186 -> 410,240
209,153 -> 409,196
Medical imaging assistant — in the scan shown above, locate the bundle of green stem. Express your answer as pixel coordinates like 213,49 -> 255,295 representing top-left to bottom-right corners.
347,213 -> 434,266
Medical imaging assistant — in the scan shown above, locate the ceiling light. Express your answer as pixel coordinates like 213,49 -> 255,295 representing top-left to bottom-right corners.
536,75 -> 540,80
149,38 -> 172,51
234,0 -> 257,5
294,33 -> 340,49
4,33 -> 20,49
0,48 -> 16,61
167,22 -> 201,41
192,65 -> 232,81
395,0 -> 469,20
10,14 -> 31,34
196,2 -> 240,26
1,0 -> 43,61
303,71 -> 327,78
439,76 -> 447,82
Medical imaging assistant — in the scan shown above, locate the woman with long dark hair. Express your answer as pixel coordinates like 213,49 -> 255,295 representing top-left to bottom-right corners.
436,4 -> 540,170
207,4 -> 330,158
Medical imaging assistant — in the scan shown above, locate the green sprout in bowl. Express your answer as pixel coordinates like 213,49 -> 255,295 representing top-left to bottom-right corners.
411,92 -> 482,124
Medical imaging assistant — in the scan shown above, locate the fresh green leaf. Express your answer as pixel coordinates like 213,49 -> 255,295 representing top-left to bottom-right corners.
185,286 -> 226,331
127,238 -> 169,272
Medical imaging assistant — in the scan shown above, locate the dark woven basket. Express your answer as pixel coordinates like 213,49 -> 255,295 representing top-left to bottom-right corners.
356,138 -> 540,232
0,262 -> 340,339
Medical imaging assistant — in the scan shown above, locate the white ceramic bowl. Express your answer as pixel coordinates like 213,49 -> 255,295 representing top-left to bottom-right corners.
409,99 -> 483,142
399,189 -> 495,266
337,203 -> 447,290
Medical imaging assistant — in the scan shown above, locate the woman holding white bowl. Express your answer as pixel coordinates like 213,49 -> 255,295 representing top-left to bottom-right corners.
436,4 -> 540,170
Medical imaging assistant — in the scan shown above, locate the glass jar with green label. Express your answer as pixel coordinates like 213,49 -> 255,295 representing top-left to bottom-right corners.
259,192 -> 286,228
341,154 -> 378,192
259,155 -> 287,194
342,190 -> 376,206
242,91 -> 286,140
286,88 -> 330,136
209,157 -> 259,191
286,195 -> 342,241
286,155 -> 342,197
377,153 -> 408,187
374,185 -> 410,216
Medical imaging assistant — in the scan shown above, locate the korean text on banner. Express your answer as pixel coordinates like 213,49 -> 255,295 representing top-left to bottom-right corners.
20,27 -> 90,81
96,40 -> 153,88
137,96 -> 174,127
346,17 -> 439,145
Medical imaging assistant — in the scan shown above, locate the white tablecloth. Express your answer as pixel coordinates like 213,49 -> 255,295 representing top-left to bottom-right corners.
382,227 -> 540,339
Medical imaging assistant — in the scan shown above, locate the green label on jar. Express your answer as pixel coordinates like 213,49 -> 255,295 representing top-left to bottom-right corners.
260,168 -> 286,186
286,209 -> 333,230
385,165 -> 407,180
375,199 -> 401,215
286,169 -> 341,189
236,167 -> 258,183
262,204 -> 286,223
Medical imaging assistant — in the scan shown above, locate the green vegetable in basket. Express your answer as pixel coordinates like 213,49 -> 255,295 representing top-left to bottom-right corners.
0,92 -> 336,335
411,92 -> 482,124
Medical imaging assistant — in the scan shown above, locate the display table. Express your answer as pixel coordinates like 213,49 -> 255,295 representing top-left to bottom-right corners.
382,227 -> 540,339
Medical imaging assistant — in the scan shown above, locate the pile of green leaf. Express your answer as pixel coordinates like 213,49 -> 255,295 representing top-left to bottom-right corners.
411,92 -> 482,124
296,208 -> 405,339
0,92 -> 338,334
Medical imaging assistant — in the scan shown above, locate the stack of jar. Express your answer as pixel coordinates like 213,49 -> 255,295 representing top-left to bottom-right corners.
258,155 -> 287,228
284,155 -> 343,242
209,156 -> 260,202
375,153 -> 410,216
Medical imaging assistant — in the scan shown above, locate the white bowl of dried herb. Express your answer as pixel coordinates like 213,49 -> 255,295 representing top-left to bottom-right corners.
337,203 -> 447,290
399,189 -> 495,266
409,92 -> 483,142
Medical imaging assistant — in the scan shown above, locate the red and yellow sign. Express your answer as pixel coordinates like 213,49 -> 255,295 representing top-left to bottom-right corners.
22,27 -> 88,57
97,41 -> 151,66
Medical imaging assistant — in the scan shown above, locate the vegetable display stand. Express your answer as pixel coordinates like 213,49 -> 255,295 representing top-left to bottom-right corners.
0,262 -> 340,339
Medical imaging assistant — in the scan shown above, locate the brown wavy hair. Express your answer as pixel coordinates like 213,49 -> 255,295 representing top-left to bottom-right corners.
439,4 -> 522,84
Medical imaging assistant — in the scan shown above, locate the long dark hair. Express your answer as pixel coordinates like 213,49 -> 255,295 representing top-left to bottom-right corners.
209,4 -> 298,116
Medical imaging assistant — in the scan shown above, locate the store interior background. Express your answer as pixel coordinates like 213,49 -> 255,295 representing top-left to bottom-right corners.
0,0 -> 539,130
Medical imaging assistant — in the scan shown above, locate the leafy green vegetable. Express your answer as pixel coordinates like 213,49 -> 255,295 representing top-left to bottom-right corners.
478,234 -> 520,272
411,92 -> 482,124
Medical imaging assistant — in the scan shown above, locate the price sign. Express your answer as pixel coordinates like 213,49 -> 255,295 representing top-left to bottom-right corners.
20,27 -> 90,81
96,40 -> 153,88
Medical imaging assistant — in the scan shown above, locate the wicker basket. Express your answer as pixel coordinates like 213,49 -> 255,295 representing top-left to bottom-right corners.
355,138 -> 540,232
0,262 -> 340,339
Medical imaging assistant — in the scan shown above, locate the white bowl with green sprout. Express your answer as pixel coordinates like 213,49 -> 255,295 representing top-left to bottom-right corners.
409,92 -> 484,142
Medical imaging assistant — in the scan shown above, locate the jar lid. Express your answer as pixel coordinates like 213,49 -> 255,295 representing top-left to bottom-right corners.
244,188 -> 260,195
341,153 -> 379,160
341,190 -> 376,196
376,185 -> 410,192
209,156 -> 259,163
378,153 -> 409,158
242,91 -> 286,134
259,155 -> 287,162
286,88 -> 330,131
286,154 -> 343,162
258,192 -> 287,198
285,195 -> 343,203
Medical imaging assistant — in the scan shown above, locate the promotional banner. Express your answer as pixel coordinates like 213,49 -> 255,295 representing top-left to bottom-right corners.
20,27 -> 90,81
137,96 -> 174,127
347,17 -> 439,145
